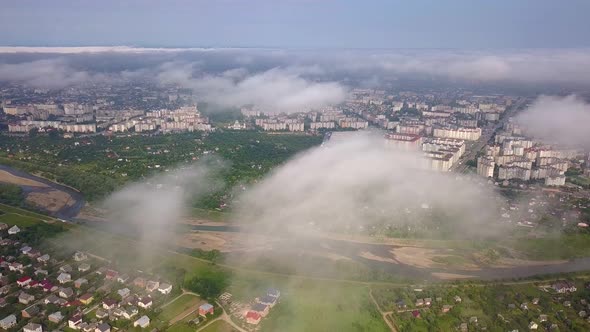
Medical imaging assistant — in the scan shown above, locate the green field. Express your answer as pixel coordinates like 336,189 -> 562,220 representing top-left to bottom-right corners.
251,280 -> 389,332
201,320 -> 236,332
0,212 -> 44,227
160,294 -> 203,322
166,323 -> 196,332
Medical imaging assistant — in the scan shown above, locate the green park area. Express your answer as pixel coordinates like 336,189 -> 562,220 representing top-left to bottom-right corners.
159,293 -> 203,322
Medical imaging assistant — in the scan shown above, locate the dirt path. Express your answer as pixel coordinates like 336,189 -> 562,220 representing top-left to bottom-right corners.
195,302 -> 247,332
369,288 -> 397,332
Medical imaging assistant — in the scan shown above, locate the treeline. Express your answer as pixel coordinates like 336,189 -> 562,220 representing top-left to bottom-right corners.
0,183 -> 25,206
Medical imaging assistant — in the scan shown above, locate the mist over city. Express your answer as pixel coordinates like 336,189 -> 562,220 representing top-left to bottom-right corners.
0,1 -> 590,332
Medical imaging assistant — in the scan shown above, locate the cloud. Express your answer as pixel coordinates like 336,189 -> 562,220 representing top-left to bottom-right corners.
515,95 -> 590,148
0,58 -> 95,89
99,159 -> 225,261
156,63 -> 347,112
232,131 -> 502,239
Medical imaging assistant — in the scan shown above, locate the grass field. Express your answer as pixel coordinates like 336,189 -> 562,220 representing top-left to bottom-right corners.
191,207 -> 228,222
201,320 -> 236,332
0,203 -> 57,227
249,280 -> 389,332
0,212 -> 44,227
160,294 -> 203,322
166,323 -> 195,332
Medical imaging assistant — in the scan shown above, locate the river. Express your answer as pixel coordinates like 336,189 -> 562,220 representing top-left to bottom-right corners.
0,164 -> 85,219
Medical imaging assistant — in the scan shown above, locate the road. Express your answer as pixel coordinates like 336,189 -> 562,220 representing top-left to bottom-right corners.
369,289 -> 397,332
452,98 -> 528,174
195,301 -> 248,332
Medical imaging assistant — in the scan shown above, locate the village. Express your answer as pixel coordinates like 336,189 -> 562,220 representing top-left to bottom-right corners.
373,277 -> 590,331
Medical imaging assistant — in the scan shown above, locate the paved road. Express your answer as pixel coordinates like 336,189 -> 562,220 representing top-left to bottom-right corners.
452,98 -> 528,174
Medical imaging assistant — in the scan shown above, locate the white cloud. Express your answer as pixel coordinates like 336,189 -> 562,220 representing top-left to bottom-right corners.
515,95 -> 590,148
157,64 -> 347,112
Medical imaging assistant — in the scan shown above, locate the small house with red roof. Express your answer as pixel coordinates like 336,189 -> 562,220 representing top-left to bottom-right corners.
246,311 -> 261,325
17,276 -> 32,287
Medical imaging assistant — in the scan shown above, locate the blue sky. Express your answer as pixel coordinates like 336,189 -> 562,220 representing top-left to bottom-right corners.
1,0 -> 589,48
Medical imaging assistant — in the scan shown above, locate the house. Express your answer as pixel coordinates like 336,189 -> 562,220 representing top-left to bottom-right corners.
415,298 -> 424,306
21,305 -> 39,318
35,269 -> 48,277
79,293 -> 94,305
145,280 -> 159,292
199,303 -> 214,316
48,311 -> 64,323
44,294 -> 60,305
539,314 -> 548,322
17,276 -> 32,287
117,288 -> 130,298
158,283 -> 172,294
41,280 -> 55,292
257,295 -> 277,307
0,285 -> 9,295
579,310 -> 587,318
0,298 -> 6,308
73,251 -> 88,261
138,296 -> 152,309
95,309 -> 108,319
9,262 -> 24,272
442,305 -> 453,313
37,254 -> 50,263
529,321 -> 538,330
552,280 -> 577,293
69,314 -> 83,329
78,263 -> 91,272
8,225 -> 20,235
454,295 -> 462,303
251,303 -> 269,317
117,274 -> 129,283
411,310 -> 421,318
133,277 -> 146,288
459,323 -> 468,332
424,298 -> 432,306
521,303 -> 529,310
134,315 -> 150,328
267,288 -> 281,298
0,314 -> 17,329
95,323 -> 110,332
246,311 -> 261,325
0,222 -> 8,230
469,316 -> 478,324
105,269 -> 119,280
23,322 -> 42,332
532,297 -> 540,305
396,299 -> 407,309
74,278 -> 88,288
57,272 -> 72,284
21,246 -> 32,254
27,249 -> 41,258
102,298 -> 118,310
59,287 -> 74,298
19,292 -> 35,305
123,306 -> 139,319
60,264 -> 73,273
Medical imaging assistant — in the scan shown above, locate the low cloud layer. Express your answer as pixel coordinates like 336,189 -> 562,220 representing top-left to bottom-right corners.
157,63 -> 346,112
515,95 -> 590,148
99,159 -> 224,259
2,48 -> 590,92
232,132 -> 502,239
0,58 -> 97,89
